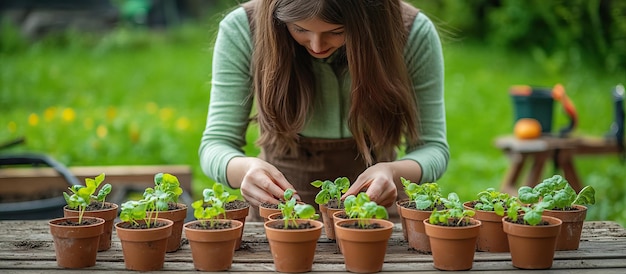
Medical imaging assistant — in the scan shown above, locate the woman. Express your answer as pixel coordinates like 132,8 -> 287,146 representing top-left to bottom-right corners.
199,0 -> 449,221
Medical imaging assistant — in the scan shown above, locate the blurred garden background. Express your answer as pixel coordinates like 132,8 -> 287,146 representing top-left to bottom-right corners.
1,0 -> 625,226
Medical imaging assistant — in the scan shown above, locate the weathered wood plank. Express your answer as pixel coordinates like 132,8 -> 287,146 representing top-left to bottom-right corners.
1,221 -> 625,272
2,259 -> 626,273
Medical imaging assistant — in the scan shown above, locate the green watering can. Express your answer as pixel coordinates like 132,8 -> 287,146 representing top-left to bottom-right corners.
510,84 -> 578,137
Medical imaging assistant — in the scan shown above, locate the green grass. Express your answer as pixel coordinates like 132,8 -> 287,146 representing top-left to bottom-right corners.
1,7 -> 625,226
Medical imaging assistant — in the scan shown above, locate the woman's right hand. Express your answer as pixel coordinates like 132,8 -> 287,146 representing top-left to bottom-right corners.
226,157 -> 300,207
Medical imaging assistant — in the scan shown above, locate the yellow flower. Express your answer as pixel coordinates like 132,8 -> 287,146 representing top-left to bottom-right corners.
159,107 -> 173,121
61,108 -> 75,122
28,113 -> 39,126
97,125 -> 108,139
44,107 -> 57,122
176,117 -> 190,131
106,107 -> 117,121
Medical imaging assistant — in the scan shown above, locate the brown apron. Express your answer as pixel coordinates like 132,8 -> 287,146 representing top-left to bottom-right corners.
247,137 -> 401,222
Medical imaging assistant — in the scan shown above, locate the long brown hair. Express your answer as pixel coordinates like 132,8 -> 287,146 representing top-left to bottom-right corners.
250,0 -> 419,165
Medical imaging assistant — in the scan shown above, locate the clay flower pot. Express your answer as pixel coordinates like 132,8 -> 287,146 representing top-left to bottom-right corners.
264,219 -> 323,273
462,201 -> 509,252
183,219 -> 244,271
224,201 -> 250,250
267,212 -> 282,221
157,203 -> 188,252
48,216 -> 105,268
259,203 -> 280,222
319,203 -> 344,240
543,204 -> 587,250
115,218 -> 174,271
261,202 -> 305,222
396,199 -> 409,241
397,200 -> 433,253
331,210 -> 349,253
503,215 -> 562,269
423,218 -> 481,271
63,202 -> 118,251
334,218 -> 394,273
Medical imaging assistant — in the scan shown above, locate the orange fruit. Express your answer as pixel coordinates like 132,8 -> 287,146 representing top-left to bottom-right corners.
514,118 -> 542,139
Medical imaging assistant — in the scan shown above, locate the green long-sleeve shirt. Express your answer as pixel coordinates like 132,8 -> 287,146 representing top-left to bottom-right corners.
199,6 -> 449,186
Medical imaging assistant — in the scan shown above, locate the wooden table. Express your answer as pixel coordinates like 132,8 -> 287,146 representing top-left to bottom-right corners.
1,220 -> 626,273
495,135 -> 622,194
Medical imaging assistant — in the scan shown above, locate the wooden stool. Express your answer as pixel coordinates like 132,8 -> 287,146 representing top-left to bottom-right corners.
495,135 -> 622,194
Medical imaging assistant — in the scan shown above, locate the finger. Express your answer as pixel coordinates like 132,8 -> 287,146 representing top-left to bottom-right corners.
263,177 -> 292,200
241,176 -> 281,206
342,176 -> 368,199
241,185 -> 280,207
368,184 -> 397,208
266,169 -> 297,194
292,192 -> 302,202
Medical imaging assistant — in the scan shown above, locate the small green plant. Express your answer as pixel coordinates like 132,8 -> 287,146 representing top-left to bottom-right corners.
472,188 -> 519,216
518,175 -> 596,210
119,199 -> 155,227
505,199 -> 547,226
429,192 -> 476,226
63,173 -> 111,223
278,189 -> 319,229
119,173 -> 184,228
343,192 -> 388,228
401,177 -> 443,210
507,175 -> 597,226
191,183 -> 239,228
143,173 -> 184,211
311,177 -> 350,207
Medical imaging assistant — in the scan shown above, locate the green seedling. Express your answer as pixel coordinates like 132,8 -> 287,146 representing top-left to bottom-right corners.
343,192 -> 388,228
143,173 -> 184,211
401,177 -> 443,210
278,189 -> 319,229
473,188 -> 519,216
191,183 -> 238,228
63,173 -> 111,223
518,175 -> 595,210
119,173 -> 184,228
311,177 -> 350,207
508,174 -> 596,226
429,192 -> 475,226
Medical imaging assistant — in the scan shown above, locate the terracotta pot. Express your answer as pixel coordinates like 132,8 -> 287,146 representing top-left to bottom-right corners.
331,210 -> 348,253
543,204 -> 587,250
319,203 -> 343,240
334,218 -> 394,273
260,202 -> 306,222
503,215 -> 562,269
183,219 -> 244,271
48,216 -> 105,268
423,218 -> 481,271
157,203 -> 188,252
331,210 -> 348,226
398,201 -> 432,253
396,199 -> 409,241
259,204 -> 280,222
224,201 -> 250,250
462,201 -> 509,252
115,218 -> 174,271
63,202 -> 118,251
264,219 -> 323,273
267,212 -> 282,221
